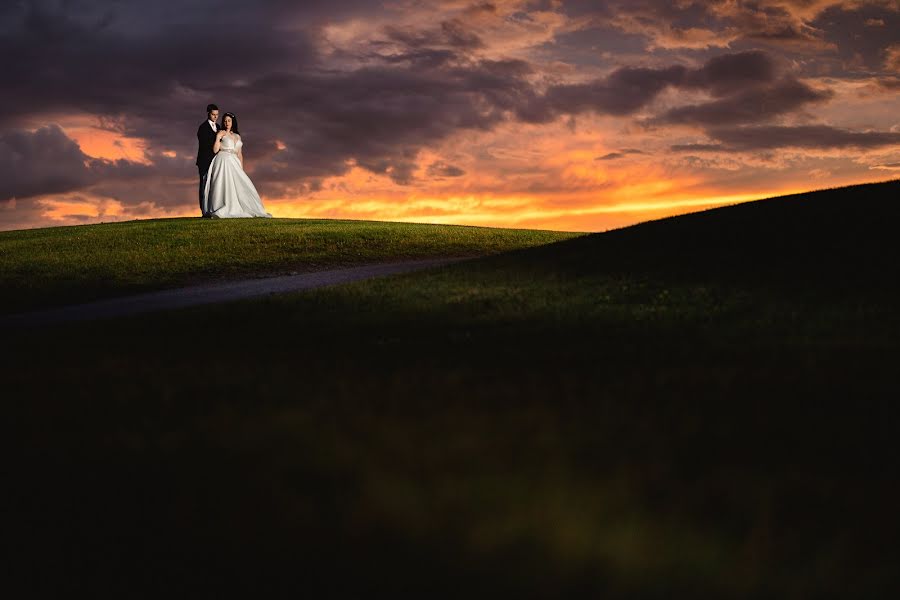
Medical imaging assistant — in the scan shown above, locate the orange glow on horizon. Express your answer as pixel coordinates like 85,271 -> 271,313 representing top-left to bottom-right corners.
8,175 -> 886,233
267,187 -> 804,232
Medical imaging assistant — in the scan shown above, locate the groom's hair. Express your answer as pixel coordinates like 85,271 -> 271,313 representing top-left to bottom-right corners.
206,103 -> 219,114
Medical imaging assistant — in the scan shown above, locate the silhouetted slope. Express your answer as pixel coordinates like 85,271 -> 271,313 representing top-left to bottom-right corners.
524,179 -> 899,293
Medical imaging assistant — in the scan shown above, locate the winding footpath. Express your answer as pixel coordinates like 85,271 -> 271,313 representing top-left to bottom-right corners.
1,257 -> 466,329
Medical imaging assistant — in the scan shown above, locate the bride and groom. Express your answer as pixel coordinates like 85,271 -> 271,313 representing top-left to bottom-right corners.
195,103 -> 271,218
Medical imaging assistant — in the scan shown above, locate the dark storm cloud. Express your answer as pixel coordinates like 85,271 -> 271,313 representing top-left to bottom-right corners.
0,0 -> 374,127
672,125 -> 900,152
0,124 -> 163,203
0,125 -> 94,200
0,196 -> 49,229
711,125 -> 900,150
648,50 -> 836,127
533,65 -> 689,120
526,51 -> 811,124
811,3 -> 900,72
657,77 -> 833,126
680,51 -> 779,96
558,0 -> 899,64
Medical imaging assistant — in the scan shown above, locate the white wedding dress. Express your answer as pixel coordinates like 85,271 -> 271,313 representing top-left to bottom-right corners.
202,134 -> 272,218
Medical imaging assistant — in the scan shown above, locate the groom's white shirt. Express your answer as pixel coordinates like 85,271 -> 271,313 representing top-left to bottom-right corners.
208,120 -> 216,131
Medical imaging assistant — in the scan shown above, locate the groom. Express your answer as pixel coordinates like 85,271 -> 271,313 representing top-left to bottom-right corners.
196,103 -> 220,212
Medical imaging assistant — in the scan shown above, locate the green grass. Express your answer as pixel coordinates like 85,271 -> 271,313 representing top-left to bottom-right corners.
0,216 -> 579,314
7,180 -> 900,597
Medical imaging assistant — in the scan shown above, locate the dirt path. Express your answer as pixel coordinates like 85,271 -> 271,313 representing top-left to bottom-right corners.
1,257 -> 465,328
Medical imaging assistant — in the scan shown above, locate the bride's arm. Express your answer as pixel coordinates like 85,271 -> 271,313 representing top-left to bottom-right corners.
212,130 -> 226,154
237,135 -> 243,166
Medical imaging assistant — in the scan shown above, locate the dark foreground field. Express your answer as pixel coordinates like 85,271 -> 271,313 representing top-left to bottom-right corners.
7,180 -> 900,597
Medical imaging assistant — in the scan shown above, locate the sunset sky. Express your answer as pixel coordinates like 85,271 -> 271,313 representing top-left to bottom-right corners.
2,0 -> 899,232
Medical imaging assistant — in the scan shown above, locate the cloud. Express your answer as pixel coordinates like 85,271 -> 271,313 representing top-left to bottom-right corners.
0,125 -> 94,201
657,77 -> 833,126
672,125 -> 900,152
595,149 -> 647,160
384,19 -> 485,50
0,124 -> 160,203
810,3 -> 900,72
538,65 -> 688,119
669,143 -> 728,152
426,161 -> 466,178
529,50 -> 833,127
0,1 -> 354,129
543,51 -> 832,129
561,0 -> 900,67
885,44 -> 900,71
876,75 -> 900,89
681,51 -> 779,96
562,0 -> 839,51
647,50 -> 836,128
706,0 -> 840,49
509,52 -> 791,125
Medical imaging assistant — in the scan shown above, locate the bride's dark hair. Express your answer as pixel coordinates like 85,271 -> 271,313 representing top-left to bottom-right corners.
222,112 -> 240,135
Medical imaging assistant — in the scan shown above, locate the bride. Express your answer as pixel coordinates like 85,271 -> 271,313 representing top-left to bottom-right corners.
202,112 -> 272,218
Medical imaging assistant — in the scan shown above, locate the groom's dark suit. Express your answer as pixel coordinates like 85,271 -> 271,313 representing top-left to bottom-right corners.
196,120 -> 219,211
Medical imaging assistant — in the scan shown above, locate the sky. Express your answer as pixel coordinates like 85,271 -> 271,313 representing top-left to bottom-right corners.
1,0 -> 899,233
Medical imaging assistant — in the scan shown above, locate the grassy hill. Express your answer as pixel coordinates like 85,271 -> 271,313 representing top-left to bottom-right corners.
0,217 -> 578,314
7,180 -> 900,597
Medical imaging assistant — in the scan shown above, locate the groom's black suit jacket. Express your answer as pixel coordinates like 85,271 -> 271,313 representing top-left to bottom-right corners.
196,121 -> 220,176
